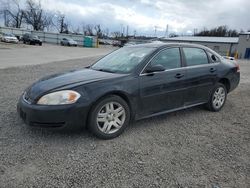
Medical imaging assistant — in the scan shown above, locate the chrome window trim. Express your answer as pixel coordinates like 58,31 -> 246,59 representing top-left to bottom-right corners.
183,62 -> 220,69
139,47 -> 221,77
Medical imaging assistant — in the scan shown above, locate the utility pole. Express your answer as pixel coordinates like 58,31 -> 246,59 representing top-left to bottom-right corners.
134,30 -> 136,38
126,25 -> 129,37
193,28 -> 197,36
154,26 -> 157,37
165,24 -> 169,38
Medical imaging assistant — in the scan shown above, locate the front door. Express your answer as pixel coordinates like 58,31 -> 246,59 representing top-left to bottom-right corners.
138,47 -> 187,117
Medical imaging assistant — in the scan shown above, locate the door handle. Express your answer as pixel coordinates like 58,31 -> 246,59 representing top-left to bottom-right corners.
175,73 -> 184,79
210,68 -> 216,73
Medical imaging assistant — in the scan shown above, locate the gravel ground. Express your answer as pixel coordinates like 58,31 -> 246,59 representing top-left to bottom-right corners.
0,58 -> 249,188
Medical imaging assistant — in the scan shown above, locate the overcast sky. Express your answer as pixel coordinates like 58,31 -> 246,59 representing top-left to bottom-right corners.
2,0 -> 250,36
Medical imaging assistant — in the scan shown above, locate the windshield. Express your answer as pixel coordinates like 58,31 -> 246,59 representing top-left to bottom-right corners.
91,47 -> 155,74
5,34 -> 14,37
32,35 -> 39,39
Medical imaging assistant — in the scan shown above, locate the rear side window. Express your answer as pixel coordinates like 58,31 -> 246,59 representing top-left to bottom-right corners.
183,48 -> 208,66
150,48 -> 181,69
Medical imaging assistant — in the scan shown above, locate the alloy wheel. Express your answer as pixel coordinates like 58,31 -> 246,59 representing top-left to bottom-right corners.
212,87 -> 226,109
96,102 -> 126,134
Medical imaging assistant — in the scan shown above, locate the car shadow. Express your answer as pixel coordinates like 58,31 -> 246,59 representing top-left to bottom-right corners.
13,105 -> 206,141
128,105 -> 206,131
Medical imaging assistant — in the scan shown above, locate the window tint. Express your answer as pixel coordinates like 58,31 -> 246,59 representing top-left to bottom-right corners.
183,48 -> 208,66
150,48 -> 181,69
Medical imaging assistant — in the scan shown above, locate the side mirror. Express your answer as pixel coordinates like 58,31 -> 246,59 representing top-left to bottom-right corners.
211,54 -> 217,61
145,64 -> 165,73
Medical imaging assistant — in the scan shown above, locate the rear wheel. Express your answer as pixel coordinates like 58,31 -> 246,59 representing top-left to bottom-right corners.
88,95 -> 130,139
206,83 -> 227,112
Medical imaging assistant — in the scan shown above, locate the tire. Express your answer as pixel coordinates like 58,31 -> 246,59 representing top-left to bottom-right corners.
39,42 -> 42,46
206,83 -> 227,112
88,95 -> 130,139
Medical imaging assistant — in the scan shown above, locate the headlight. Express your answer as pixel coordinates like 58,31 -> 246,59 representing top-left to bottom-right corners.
37,90 -> 81,105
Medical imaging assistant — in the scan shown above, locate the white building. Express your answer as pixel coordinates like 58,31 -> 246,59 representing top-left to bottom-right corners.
161,33 -> 250,59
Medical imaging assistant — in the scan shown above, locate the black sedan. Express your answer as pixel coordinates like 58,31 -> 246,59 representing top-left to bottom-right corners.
22,33 -> 42,46
17,43 -> 240,139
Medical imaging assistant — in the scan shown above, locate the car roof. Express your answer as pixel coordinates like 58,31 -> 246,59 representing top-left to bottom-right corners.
126,42 -> 208,49
125,42 -> 222,57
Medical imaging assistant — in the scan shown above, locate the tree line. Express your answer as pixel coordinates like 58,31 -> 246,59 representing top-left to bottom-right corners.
194,25 -> 239,37
0,0 -> 112,38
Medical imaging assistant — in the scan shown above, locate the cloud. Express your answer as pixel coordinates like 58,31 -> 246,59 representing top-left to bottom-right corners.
32,0 -> 250,35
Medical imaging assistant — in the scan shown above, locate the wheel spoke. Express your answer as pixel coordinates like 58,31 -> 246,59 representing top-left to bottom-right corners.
114,118 -> 122,127
105,122 -> 113,133
101,122 -> 109,132
105,104 -> 111,112
97,113 -> 107,122
115,107 -> 125,117
109,102 -> 114,111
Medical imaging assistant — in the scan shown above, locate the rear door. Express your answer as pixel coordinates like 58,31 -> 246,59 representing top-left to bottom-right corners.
138,47 -> 187,117
182,47 -> 219,105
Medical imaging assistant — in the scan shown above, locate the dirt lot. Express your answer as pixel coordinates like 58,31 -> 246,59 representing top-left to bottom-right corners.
0,53 -> 249,187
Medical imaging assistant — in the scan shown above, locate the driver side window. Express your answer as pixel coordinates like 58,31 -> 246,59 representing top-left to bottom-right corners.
150,48 -> 181,69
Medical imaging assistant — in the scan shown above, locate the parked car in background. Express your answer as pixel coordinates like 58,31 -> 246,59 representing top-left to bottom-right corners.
1,33 -> 19,43
124,42 -> 137,46
60,38 -> 78,46
112,40 -> 122,47
0,32 -> 3,40
17,43 -> 240,139
23,33 -> 42,46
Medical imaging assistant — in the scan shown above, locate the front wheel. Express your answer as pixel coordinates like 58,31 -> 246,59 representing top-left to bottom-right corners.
206,83 -> 227,112
88,95 -> 130,139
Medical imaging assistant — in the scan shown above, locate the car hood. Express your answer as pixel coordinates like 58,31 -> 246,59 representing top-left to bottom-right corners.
25,68 -> 125,102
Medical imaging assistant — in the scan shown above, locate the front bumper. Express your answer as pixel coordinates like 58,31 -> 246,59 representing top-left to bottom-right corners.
17,97 -> 89,129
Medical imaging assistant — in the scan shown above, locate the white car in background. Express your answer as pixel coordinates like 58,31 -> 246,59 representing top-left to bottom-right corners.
1,33 -> 19,43
60,38 -> 78,46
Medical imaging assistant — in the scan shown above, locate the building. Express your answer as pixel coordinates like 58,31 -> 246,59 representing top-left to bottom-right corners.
160,33 -> 250,59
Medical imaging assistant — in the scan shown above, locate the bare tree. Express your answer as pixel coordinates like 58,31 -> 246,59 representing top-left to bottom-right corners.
0,0 -> 24,28
54,12 -> 70,33
112,31 -> 121,38
23,0 -> 53,31
94,24 -> 102,38
85,24 -> 94,36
